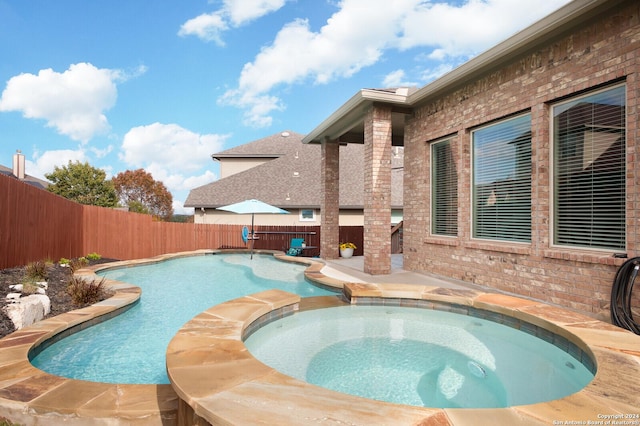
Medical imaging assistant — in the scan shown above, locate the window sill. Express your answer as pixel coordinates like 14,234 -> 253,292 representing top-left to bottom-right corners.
464,240 -> 531,255
425,236 -> 459,246
543,249 -> 626,266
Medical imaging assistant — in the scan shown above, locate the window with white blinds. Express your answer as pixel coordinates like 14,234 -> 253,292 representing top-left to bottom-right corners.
431,139 -> 458,236
553,85 -> 626,250
472,114 -> 532,242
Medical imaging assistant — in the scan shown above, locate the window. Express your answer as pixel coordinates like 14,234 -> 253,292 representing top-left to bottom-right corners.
299,209 -> 316,222
431,139 -> 458,236
472,114 -> 532,242
553,85 -> 626,250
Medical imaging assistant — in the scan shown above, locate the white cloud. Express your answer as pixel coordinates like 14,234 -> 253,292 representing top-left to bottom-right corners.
219,1 -> 407,127
181,170 -> 218,190
382,69 -> 419,88
26,149 -> 89,180
220,0 -> 570,127
178,0 -> 288,44
224,0 -> 287,26
420,63 -> 456,83
120,124 -> 227,212
143,166 -> 217,215
89,144 -> 114,159
218,89 -> 284,127
178,12 -> 228,45
120,123 -> 228,173
398,0 -> 566,57
0,63 -> 135,143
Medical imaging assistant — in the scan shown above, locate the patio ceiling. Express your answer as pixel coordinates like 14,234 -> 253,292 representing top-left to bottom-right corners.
302,88 -> 413,147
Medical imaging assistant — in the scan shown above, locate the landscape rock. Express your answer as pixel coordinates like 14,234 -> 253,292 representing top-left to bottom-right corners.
4,295 -> 51,330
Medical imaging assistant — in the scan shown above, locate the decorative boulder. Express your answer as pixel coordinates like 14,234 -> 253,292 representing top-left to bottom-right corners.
4,294 -> 51,330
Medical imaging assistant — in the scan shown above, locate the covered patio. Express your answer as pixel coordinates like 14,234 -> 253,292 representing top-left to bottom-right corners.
303,87 -> 412,275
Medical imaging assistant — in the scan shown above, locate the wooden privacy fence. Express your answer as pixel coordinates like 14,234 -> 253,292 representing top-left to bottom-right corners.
81,205 -> 253,261
2,173 -> 374,268
1,174 -> 83,268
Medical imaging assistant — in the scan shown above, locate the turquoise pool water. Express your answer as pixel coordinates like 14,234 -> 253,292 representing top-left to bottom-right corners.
244,305 -> 594,408
31,254 -> 335,384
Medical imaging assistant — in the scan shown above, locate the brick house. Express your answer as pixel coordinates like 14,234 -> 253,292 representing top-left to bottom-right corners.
303,0 -> 638,315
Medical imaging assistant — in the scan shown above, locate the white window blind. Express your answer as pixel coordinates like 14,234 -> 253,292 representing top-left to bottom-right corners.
553,85 -> 626,250
472,114 -> 532,242
431,139 -> 458,236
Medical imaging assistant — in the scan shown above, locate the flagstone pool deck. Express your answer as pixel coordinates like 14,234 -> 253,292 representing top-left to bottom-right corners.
0,250 -> 638,425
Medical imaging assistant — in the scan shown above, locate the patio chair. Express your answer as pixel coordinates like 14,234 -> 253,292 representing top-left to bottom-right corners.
286,238 -> 304,256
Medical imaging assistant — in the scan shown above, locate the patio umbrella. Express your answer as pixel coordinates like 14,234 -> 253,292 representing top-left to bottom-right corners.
217,199 -> 289,258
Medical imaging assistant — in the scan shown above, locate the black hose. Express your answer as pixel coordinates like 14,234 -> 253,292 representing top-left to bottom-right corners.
610,257 -> 640,334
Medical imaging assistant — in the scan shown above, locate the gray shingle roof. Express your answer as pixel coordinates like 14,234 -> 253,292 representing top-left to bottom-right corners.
0,165 -> 49,190
184,131 -> 403,209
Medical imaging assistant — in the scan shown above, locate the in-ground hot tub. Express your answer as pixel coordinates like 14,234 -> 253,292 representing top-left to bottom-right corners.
166,283 -> 639,426
244,304 -> 595,408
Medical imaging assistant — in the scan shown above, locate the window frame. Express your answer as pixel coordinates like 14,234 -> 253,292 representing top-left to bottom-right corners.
550,83 -> 626,252
471,112 -> 532,243
430,137 -> 458,237
299,209 -> 316,222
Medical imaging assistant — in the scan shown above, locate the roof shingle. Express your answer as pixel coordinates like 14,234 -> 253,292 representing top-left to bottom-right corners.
184,131 -> 403,209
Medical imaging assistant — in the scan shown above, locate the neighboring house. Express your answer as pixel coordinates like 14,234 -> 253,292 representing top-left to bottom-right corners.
184,131 -> 403,226
303,0 -> 637,315
0,150 -> 49,190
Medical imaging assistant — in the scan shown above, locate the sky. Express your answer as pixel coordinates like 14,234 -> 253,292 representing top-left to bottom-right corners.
0,0 -> 572,214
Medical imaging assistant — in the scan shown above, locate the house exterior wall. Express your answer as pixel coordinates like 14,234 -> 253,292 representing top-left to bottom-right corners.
403,1 -> 639,315
194,209 -> 316,225
194,208 -> 400,226
219,158 -> 273,178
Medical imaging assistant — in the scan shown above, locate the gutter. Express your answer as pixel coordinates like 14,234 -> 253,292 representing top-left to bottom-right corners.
302,88 -> 411,144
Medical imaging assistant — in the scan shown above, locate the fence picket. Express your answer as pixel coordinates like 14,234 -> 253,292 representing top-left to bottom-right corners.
1,174 -> 370,268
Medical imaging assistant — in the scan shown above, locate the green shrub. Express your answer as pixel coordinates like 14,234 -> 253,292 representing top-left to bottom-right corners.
59,257 -> 70,266
67,276 -> 109,306
24,260 -> 48,281
19,278 -> 40,295
69,257 -> 89,273
86,252 -> 102,261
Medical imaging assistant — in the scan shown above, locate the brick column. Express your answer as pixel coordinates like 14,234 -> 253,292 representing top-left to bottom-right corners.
321,140 -> 340,259
364,104 -> 392,274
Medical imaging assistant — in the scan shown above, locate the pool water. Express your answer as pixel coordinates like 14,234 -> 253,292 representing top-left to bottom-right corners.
30,254 -> 335,384
244,305 -> 594,408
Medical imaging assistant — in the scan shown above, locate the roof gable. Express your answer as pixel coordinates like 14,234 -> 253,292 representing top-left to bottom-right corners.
213,131 -> 303,159
185,132 -> 403,209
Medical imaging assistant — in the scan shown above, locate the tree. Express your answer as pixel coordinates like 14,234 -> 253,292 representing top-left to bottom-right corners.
45,161 -> 118,207
112,169 -> 173,220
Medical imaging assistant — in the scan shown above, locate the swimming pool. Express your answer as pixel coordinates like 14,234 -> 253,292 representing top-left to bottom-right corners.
30,254 -> 335,384
244,305 -> 594,408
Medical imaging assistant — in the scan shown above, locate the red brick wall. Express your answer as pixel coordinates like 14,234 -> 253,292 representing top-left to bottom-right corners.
403,1 -> 640,315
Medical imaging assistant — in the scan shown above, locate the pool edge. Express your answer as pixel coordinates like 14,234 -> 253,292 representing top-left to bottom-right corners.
167,282 -> 640,426
0,250 -> 638,425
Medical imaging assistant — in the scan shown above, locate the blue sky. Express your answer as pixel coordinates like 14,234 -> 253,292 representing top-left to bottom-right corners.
0,0 -> 571,213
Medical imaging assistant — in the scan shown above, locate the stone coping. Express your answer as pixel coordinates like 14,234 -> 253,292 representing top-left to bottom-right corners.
0,250 -> 638,425
0,249 -> 329,425
167,283 -> 640,426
